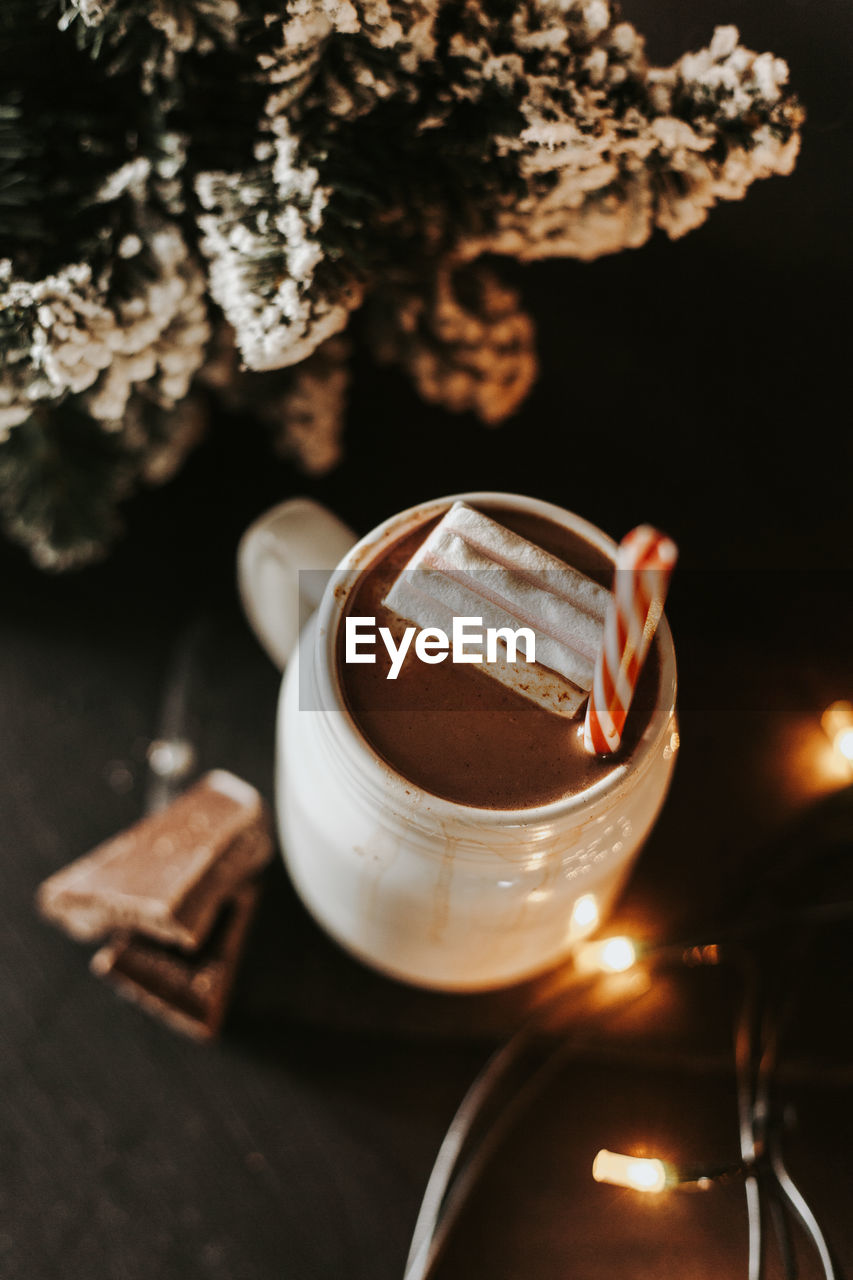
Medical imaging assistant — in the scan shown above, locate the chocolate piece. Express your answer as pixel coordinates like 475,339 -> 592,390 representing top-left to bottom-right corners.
37,771 -> 272,948
90,883 -> 259,1041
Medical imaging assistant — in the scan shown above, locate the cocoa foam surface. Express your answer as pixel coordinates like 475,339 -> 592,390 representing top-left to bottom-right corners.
336,505 -> 660,810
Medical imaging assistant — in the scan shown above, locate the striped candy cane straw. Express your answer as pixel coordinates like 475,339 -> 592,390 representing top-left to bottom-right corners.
583,526 -> 677,755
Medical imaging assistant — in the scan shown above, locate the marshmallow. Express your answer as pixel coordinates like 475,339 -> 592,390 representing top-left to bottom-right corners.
383,503 -> 608,718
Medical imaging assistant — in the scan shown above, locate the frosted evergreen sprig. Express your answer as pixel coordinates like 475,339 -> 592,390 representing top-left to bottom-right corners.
368,262 -> 538,425
0,0 -> 804,569
57,0 -> 247,94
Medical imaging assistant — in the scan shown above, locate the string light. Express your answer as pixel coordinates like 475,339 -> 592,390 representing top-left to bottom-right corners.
584,935 -> 839,1279
592,1150 -> 668,1194
405,844 -> 847,1280
575,935 -> 638,974
821,701 -> 853,768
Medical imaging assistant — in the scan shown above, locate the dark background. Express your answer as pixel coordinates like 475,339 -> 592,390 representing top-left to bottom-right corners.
2,2 -> 852,1277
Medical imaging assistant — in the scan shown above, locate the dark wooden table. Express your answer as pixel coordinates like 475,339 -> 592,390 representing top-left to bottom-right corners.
3,2 -> 852,1276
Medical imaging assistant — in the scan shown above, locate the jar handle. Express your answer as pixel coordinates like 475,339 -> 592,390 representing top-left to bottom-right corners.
237,498 -> 357,669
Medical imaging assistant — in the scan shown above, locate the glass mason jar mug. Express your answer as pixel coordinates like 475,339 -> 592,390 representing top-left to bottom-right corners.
238,492 -> 678,991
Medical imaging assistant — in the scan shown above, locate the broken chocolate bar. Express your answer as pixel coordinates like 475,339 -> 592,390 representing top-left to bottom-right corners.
37,771 -> 272,949
90,883 -> 259,1041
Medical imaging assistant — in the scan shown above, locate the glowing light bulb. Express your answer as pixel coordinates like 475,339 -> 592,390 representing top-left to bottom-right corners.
575,935 -> 638,974
599,936 -> 637,972
571,894 -> 599,936
821,701 -> 853,768
592,1150 -> 668,1194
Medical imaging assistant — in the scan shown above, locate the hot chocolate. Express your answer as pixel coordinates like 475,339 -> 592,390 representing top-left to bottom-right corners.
336,502 -> 659,810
